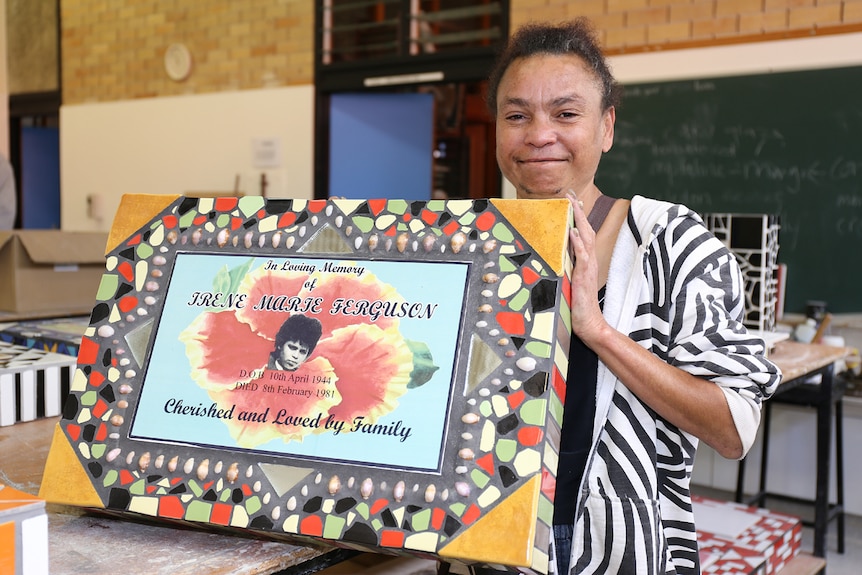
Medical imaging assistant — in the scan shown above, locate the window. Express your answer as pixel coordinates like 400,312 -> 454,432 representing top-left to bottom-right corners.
320,0 -> 504,66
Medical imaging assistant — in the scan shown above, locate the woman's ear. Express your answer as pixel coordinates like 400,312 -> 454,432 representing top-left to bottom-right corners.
602,106 -> 615,153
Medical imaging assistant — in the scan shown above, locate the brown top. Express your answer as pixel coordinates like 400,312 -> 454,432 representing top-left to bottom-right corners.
586,194 -> 618,232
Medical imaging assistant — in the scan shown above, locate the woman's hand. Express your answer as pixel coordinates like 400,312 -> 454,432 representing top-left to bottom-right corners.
566,191 -> 607,344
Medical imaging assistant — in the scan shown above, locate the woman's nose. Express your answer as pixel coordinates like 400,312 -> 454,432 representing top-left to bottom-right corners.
524,117 -> 557,147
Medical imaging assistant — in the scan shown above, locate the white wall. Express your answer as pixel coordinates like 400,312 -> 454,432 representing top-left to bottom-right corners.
609,31 -> 862,83
695,397 -> 862,516
60,85 -> 314,232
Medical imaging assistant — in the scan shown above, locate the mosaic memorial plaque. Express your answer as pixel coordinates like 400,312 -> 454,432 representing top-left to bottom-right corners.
40,195 -> 573,573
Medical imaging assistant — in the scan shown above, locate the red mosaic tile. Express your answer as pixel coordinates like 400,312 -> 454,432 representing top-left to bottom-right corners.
211,502 -> 232,525
431,508 -> 446,530
370,498 -> 389,516
496,311 -> 526,335
118,296 -> 138,313
517,427 -> 543,446
462,504 -> 481,525
117,261 -> 134,282
380,529 -> 406,548
476,453 -> 495,476
300,515 -> 323,537
522,266 -> 540,284
507,388 -> 526,410
77,337 -> 100,365
368,199 -> 387,216
475,211 -> 495,231
158,496 -> 185,519
214,197 -> 239,212
278,212 -> 297,227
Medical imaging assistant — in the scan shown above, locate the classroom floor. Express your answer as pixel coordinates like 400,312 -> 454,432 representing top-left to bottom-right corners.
316,487 -> 862,574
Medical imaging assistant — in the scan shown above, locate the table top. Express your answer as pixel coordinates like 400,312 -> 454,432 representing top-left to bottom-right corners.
0,417 -> 337,575
768,340 -> 851,383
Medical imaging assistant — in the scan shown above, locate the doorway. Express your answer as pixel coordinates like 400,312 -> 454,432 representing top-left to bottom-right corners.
320,81 -> 498,201
329,92 -> 435,200
9,92 -> 61,229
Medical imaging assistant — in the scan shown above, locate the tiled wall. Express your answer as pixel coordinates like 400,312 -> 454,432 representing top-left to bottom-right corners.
60,0 -> 862,104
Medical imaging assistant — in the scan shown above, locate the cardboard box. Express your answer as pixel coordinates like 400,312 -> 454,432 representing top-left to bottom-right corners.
0,483 -> 48,575
0,231 -> 107,314
695,495 -> 801,575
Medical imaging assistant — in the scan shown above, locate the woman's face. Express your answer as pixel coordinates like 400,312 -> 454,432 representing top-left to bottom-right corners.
279,339 -> 310,371
495,54 -> 615,199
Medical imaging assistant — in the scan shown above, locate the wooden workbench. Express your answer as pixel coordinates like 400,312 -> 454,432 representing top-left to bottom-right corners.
0,417 -> 354,575
737,340 -> 852,559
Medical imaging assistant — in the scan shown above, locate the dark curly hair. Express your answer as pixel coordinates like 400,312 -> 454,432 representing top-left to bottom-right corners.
486,18 -> 622,115
273,314 -> 323,355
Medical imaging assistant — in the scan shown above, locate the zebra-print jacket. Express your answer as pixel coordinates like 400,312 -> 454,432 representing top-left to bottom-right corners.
563,196 -> 781,575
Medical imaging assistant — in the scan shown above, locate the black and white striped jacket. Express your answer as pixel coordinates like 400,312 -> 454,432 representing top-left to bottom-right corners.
565,196 -> 781,574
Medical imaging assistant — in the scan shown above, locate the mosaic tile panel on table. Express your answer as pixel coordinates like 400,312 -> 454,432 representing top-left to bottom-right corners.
0,341 -> 76,426
46,196 -> 572,574
0,316 -> 89,358
705,213 -> 780,333
694,495 -> 801,575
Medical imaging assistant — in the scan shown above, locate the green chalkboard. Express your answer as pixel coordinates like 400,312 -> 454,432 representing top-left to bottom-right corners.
596,65 -> 862,314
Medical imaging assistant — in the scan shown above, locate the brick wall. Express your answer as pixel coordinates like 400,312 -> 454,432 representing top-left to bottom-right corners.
511,0 -> 862,52
61,0 -> 862,105
61,0 -> 313,104
8,0 -> 59,94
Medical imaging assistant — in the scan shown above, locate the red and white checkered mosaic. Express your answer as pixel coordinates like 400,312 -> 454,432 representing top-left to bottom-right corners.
695,495 -> 801,575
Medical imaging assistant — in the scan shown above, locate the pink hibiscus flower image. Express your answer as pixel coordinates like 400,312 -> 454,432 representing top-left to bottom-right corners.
180,260 -> 433,449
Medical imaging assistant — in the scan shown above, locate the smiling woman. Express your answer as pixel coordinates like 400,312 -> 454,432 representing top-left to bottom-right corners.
466,18 -> 782,575
493,53 -> 615,202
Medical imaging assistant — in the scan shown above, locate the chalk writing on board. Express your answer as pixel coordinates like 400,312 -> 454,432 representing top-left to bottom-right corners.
599,66 -> 862,312
836,217 -> 862,238
830,157 -> 860,179
836,194 -> 862,208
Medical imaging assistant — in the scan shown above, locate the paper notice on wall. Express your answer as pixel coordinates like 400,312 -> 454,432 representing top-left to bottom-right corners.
252,138 -> 282,169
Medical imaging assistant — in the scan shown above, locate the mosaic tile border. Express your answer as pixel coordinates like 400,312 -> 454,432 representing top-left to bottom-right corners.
42,196 -> 573,574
